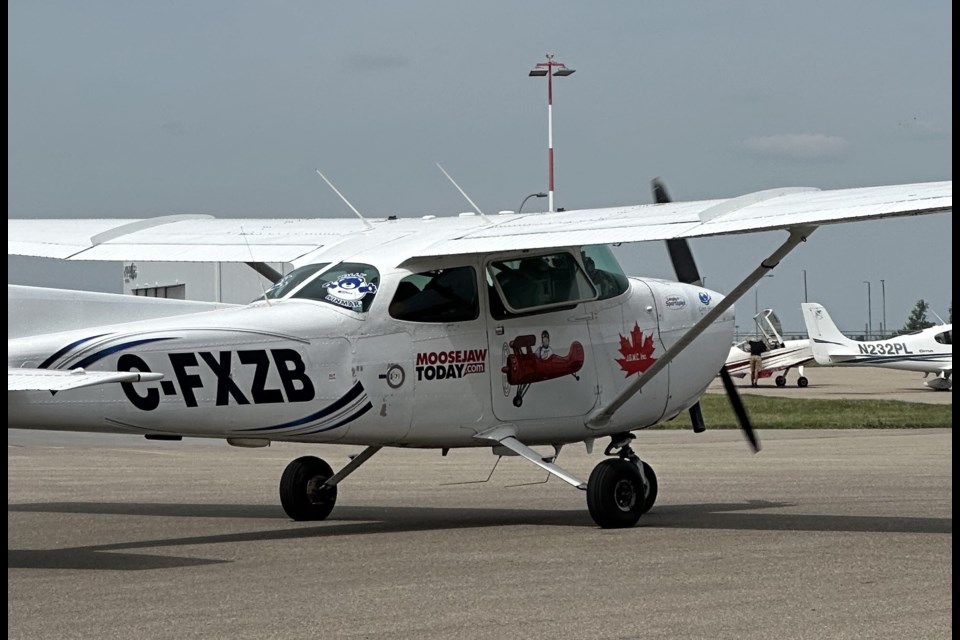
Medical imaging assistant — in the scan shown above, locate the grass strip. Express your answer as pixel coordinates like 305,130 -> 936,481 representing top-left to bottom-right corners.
657,394 -> 952,429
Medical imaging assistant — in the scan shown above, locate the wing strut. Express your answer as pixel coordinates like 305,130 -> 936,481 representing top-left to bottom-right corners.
587,224 -> 818,429
245,262 -> 283,284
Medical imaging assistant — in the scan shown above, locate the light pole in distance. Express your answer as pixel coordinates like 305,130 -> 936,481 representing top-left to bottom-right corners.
880,279 -> 886,337
754,274 -> 775,317
863,280 -> 872,339
529,54 -> 575,213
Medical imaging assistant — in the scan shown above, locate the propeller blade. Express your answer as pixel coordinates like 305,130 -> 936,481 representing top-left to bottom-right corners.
719,367 -> 760,452
666,239 -> 703,286
652,178 -> 702,286
651,176 -> 672,204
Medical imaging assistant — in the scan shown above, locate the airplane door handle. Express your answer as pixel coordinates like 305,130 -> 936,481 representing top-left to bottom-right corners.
568,313 -> 595,323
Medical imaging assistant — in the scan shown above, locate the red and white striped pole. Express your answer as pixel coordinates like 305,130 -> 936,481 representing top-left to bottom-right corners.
530,54 -> 575,213
547,60 -> 555,213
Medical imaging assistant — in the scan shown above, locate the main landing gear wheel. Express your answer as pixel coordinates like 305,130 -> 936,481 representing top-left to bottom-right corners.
280,456 -> 338,521
775,375 -> 787,387
586,459 -> 646,529
797,376 -> 809,388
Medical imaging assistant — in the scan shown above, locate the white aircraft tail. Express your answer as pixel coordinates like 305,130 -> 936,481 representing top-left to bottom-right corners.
800,302 -> 855,364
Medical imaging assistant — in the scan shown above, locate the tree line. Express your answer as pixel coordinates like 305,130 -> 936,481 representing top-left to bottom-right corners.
902,299 -> 952,332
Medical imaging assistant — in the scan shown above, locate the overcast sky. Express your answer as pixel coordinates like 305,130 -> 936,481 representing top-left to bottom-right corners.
8,1 -> 952,335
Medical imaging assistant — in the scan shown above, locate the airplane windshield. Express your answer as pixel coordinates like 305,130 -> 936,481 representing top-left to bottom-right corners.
290,262 -> 380,312
261,263 -> 331,300
580,245 -> 629,300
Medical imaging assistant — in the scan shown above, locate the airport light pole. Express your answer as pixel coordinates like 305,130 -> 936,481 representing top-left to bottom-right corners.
529,54 -> 575,213
880,279 -> 887,337
863,280 -> 872,339
803,269 -> 808,302
518,192 -> 547,213
755,274 -> 774,317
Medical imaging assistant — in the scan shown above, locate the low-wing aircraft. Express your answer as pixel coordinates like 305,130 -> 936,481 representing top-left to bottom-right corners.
7,179 -> 952,528
724,309 -> 814,387
801,302 -> 953,390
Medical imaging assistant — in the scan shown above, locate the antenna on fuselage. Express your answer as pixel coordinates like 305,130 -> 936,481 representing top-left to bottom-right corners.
315,169 -> 375,231
435,162 -> 494,224
930,310 -> 946,325
240,224 -> 272,307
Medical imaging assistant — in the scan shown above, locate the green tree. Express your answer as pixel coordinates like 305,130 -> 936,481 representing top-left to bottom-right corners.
903,299 -> 935,332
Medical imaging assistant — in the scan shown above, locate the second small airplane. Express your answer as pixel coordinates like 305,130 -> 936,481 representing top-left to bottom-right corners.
724,309 -> 814,387
801,302 -> 952,390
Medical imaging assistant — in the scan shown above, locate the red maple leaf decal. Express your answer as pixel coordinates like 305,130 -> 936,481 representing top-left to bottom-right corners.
616,322 -> 657,377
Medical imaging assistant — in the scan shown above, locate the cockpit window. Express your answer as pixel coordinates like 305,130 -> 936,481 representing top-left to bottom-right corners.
261,263 -> 330,300
935,330 -> 952,345
580,245 -> 629,300
389,266 -> 479,323
291,262 -> 380,312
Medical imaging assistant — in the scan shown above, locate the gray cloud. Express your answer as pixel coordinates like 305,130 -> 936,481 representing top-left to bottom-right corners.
339,53 -> 410,72
898,118 -> 944,140
741,133 -> 849,161
160,121 -> 186,136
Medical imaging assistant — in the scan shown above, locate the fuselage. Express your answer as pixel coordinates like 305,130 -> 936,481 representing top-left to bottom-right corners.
812,328 -> 952,374
8,251 -> 734,448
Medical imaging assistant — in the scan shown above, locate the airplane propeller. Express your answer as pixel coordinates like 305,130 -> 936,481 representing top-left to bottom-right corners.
652,177 -> 760,452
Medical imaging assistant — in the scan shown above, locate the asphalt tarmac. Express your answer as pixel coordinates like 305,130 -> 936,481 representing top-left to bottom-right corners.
7,370 -> 952,640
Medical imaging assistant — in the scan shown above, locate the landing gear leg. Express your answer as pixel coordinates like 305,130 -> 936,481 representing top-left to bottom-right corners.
586,433 -> 658,528
279,446 -> 381,521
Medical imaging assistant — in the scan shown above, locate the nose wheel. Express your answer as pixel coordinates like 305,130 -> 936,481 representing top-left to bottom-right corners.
586,434 -> 659,528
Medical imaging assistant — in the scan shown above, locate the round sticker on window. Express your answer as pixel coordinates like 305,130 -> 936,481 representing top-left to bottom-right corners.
325,273 -> 378,310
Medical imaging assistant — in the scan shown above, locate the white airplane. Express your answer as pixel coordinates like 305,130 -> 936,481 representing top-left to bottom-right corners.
7,179 -> 952,528
801,302 -> 952,390
724,309 -> 814,387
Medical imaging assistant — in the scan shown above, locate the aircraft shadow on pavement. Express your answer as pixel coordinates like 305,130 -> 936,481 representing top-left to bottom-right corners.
8,500 -> 951,571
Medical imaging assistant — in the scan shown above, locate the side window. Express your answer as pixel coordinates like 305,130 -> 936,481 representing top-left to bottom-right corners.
488,251 -> 596,316
580,244 -> 629,300
292,262 -> 380,312
935,330 -> 952,345
389,266 -> 479,323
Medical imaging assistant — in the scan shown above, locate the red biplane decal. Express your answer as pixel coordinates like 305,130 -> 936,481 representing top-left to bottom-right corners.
501,331 -> 585,407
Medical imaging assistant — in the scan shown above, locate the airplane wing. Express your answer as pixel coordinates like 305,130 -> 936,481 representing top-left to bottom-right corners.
7,368 -> 164,392
7,181 -> 950,267
756,344 -> 814,374
724,342 -> 813,378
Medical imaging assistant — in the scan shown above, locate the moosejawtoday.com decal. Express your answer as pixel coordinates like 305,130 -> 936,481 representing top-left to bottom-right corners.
416,349 -> 487,381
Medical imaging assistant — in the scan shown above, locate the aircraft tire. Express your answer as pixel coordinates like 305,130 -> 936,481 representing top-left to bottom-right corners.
639,460 -> 658,515
797,376 -> 809,388
586,459 -> 645,529
279,456 -> 338,521
775,375 -> 787,387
